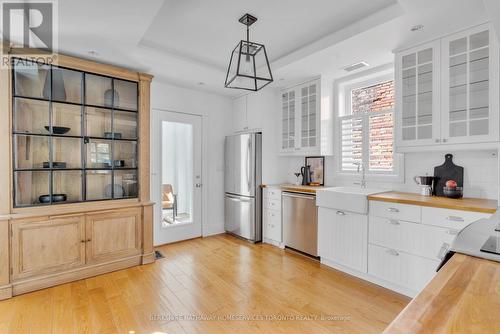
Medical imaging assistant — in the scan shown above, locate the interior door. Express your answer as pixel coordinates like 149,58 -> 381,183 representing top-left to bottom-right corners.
152,110 -> 203,245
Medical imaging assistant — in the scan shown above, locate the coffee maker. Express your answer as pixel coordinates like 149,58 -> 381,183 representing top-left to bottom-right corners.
413,175 -> 436,196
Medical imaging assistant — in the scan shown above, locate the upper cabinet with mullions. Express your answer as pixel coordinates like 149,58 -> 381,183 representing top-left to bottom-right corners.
12,58 -> 139,207
395,23 -> 499,151
280,79 -> 320,155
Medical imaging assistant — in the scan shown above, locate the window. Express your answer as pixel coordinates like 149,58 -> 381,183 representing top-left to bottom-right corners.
336,71 -> 401,179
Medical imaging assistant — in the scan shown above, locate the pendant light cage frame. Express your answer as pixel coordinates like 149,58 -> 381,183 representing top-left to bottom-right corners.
224,13 -> 273,91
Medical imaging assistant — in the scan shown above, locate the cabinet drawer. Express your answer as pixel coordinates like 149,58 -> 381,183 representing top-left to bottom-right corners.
264,198 -> 281,211
368,244 -> 439,293
421,207 -> 491,230
263,209 -> 281,242
264,188 -> 282,201
369,216 -> 456,261
370,201 -> 421,222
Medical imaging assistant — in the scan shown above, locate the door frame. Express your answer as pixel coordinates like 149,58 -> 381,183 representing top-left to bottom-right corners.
151,108 -> 206,246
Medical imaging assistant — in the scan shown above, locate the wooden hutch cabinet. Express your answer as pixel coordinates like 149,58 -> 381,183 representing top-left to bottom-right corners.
0,50 -> 154,299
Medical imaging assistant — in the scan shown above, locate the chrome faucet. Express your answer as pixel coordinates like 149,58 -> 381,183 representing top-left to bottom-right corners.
353,162 -> 367,189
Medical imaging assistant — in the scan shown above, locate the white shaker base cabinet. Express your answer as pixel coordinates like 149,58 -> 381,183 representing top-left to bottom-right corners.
368,244 -> 439,293
263,187 -> 284,248
318,207 -> 367,273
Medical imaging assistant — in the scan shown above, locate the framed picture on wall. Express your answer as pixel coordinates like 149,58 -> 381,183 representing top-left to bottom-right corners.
305,156 -> 325,186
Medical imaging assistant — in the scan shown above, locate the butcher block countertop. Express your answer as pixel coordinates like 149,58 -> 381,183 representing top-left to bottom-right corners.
368,191 -> 497,214
261,184 -> 322,194
384,253 -> 500,333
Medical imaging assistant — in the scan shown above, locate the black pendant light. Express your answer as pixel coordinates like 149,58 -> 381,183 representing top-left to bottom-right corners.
224,13 -> 273,91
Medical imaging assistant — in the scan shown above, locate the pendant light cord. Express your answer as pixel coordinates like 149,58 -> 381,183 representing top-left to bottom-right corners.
246,25 -> 250,61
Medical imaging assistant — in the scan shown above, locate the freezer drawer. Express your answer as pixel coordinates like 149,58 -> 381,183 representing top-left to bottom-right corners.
224,194 -> 261,242
283,192 -> 318,256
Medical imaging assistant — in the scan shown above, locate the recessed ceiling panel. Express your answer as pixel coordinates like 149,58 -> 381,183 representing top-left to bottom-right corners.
141,0 -> 397,70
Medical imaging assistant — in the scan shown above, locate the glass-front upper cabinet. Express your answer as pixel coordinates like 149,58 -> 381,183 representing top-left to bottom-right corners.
280,79 -> 320,154
395,40 -> 440,147
11,58 -> 139,207
441,24 -> 498,143
281,90 -> 295,152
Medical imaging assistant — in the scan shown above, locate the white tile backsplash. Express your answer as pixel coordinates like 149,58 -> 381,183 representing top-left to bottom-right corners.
285,150 -> 498,200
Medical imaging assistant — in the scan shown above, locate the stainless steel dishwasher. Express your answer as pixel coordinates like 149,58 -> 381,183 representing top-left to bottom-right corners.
282,192 -> 318,257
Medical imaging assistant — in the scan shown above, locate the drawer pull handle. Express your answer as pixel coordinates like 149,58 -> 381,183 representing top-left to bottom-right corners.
387,207 -> 400,213
336,211 -> 346,216
446,229 -> 460,235
387,249 -> 399,256
437,242 -> 450,260
446,216 -> 464,222
389,220 -> 400,225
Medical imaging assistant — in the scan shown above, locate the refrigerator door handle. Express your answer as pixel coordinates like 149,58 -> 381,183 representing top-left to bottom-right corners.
246,138 -> 251,192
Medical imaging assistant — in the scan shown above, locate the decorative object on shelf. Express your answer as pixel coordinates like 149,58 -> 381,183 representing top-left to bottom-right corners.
433,154 -> 464,196
44,126 -> 70,134
42,162 -> 67,169
104,132 -> 122,139
294,172 -> 301,185
112,160 -> 125,168
104,88 -> 119,107
224,13 -> 273,91
105,184 -> 124,198
43,69 -> 66,101
305,156 -> 325,186
39,194 -> 67,203
300,165 -> 312,185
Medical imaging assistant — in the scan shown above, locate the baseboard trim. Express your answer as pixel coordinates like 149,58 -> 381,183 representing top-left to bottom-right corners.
320,258 -> 416,298
142,251 -> 156,264
12,255 -> 142,296
0,285 -> 12,300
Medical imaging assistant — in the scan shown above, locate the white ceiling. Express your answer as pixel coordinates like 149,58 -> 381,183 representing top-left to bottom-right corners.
53,0 -> 493,97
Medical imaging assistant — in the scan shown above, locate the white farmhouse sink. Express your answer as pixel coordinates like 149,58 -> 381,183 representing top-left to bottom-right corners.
316,187 -> 386,214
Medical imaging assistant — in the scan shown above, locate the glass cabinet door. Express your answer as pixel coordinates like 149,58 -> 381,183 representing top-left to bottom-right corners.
398,41 -> 438,146
11,58 -> 140,207
300,83 -> 318,149
281,90 -> 295,151
442,25 -> 495,143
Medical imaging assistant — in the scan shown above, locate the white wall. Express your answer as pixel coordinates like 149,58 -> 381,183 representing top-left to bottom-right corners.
244,80 -> 499,200
151,81 -> 232,240
284,150 -> 499,199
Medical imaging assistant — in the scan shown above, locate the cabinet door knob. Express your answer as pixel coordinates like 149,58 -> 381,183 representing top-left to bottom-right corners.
442,138 -> 448,143
81,240 -> 86,243
86,239 -> 91,242
435,139 -> 441,143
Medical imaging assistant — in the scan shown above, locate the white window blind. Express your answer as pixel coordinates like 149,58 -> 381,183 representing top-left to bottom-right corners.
340,79 -> 395,173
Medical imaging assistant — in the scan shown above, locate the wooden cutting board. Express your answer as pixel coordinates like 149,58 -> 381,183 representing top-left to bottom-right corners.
433,154 -> 464,196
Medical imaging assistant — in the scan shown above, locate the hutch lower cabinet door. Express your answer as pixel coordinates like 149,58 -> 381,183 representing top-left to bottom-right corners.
85,208 -> 142,265
10,215 -> 86,280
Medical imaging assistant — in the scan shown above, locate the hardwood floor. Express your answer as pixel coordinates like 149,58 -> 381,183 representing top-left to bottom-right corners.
0,234 -> 409,333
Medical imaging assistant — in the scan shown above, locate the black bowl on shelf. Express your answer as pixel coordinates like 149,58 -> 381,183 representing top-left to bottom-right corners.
443,187 -> 463,199
39,194 -> 67,203
42,162 -> 67,168
44,126 -> 71,135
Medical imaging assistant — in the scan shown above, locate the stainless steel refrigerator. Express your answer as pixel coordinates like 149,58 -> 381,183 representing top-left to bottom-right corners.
224,132 -> 262,242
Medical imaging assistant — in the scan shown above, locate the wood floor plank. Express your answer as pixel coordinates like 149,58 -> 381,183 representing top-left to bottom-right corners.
0,234 -> 409,333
